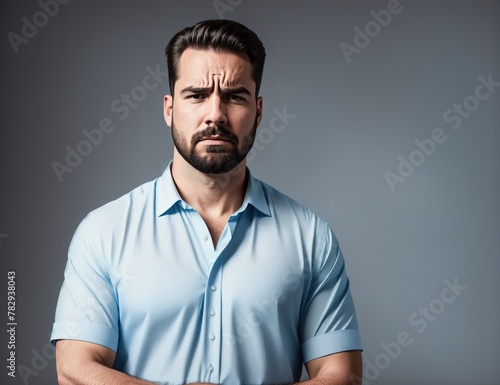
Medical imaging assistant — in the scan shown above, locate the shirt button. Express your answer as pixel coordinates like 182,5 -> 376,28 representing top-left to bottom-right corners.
208,364 -> 214,372
210,309 -> 216,316
209,333 -> 216,341
210,285 -> 217,291
203,235 -> 209,241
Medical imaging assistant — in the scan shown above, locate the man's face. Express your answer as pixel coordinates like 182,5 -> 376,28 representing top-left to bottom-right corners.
164,48 -> 263,174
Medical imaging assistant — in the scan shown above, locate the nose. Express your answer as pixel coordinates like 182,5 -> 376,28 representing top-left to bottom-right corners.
205,95 -> 227,127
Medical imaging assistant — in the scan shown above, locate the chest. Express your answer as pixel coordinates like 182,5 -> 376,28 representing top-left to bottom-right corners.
200,214 -> 228,247
110,211 -> 311,326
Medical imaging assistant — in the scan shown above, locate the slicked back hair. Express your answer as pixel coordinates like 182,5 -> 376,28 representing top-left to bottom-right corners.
165,19 -> 266,96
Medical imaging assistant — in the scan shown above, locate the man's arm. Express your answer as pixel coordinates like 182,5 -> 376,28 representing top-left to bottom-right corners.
55,340 -> 211,385
296,350 -> 362,385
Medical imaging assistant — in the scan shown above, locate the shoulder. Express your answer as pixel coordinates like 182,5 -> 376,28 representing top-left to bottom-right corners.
76,177 -> 159,237
253,177 -> 342,277
255,177 -> 336,243
64,177 -> 160,276
257,178 -> 324,220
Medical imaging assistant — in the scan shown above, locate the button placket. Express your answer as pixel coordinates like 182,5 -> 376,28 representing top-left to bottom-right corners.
203,212 -> 236,381
205,261 -> 222,382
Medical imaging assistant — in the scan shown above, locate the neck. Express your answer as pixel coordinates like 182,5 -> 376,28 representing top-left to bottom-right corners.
170,150 -> 248,217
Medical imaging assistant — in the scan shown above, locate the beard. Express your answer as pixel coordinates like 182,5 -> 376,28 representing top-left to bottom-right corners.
171,115 -> 258,174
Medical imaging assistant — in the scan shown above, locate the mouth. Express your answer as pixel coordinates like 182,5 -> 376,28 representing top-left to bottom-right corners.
199,136 -> 234,145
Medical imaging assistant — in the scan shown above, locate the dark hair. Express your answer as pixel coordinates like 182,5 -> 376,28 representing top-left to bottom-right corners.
165,19 -> 266,96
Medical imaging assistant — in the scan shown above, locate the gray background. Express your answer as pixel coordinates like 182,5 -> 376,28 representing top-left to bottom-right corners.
1,1 -> 499,384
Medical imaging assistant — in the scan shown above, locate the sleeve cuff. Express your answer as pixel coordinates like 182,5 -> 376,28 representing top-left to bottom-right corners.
302,329 -> 363,363
50,320 -> 119,352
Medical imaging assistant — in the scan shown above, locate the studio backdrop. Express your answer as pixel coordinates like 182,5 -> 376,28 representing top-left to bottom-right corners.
1,1 -> 499,384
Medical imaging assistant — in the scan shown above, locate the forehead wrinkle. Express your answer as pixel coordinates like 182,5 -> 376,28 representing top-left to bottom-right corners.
206,57 -> 245,87
177,48 -> 252,92
191,72 -> 243,90
213,69 -> 244,88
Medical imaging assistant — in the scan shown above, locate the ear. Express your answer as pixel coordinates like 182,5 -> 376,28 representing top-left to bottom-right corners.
163,95 -> 173,127
255,96 -> 263,128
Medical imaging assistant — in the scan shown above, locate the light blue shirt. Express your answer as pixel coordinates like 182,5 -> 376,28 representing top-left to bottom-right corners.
51,161 -> 362,385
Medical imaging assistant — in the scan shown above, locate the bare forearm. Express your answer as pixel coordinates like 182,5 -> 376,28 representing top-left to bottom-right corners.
298,350 -> 362,385
58,361 -> 157,385
58,361 -> 211,385
294,375 -> 354,385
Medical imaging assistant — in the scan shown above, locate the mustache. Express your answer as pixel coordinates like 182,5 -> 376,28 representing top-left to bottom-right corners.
192,126 -> 238,145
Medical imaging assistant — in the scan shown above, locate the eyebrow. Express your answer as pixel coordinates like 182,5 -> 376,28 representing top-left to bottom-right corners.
180,86 -> 252,96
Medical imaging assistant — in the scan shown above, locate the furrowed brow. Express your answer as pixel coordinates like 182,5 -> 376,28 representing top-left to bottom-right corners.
221,86 -> 251,96
180,86 -> 211,95
179,86 -> 252,96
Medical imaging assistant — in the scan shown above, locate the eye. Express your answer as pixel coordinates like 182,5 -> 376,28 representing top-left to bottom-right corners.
226,94 -> 245,102
187,93 -> 206,100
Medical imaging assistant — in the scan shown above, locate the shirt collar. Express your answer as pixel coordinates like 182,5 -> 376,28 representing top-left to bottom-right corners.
156,161 -> 271,217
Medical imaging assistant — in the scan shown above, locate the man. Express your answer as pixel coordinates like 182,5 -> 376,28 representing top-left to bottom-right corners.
51,19 -> 362,385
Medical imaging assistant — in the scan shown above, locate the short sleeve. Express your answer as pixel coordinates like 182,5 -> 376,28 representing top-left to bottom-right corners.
300,224 -> 362,362
50,214 -> 119,351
